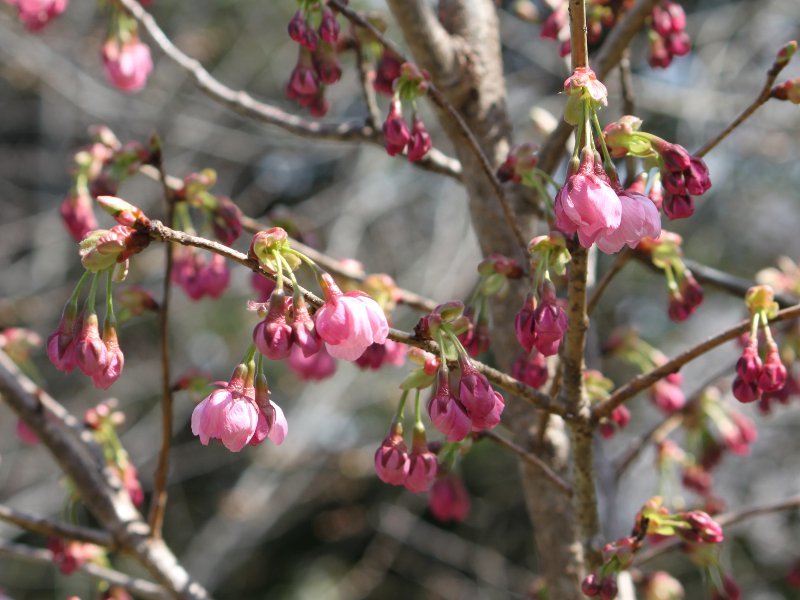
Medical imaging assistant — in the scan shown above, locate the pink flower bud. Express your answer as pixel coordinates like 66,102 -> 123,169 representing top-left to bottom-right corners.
354,339 -> 407,370
684,156 -> 711,195
514,294 -> 537,353
732,375 -> 761,403
289,296 -> 321,357
428,475 -> 470,523
511,350 -> 549,388
75,312 -> 108,378
659,142 -> 692,172
667,31 -> 691,57
312,42 -> 342,85
427,371 -> 471,441
680,511 -> 724,544
540,7 -> 566,40
758,345 -> 787,393
457,357 -> 498,420
404,428 -> 437,493
60,189 -> 98,242
209,196 -> 242,245
736,343 -> 762,382
407,115 -> 432,162
91,322 -> 124,390
680,274 -> 704,308
650,5 -> 674,37
287,344 -> 337,381
96,195 -> 149,228
102,36 -> 153,93
287,10 -> 307,44
663,194 -> 694,220
10,0 -> 67,32
533,285 -> 568,357
374,50 -> 402,96
253,292 -> 293,360
649,33 -> 673,69
287,50 -> 319,98
318,7 -> 340,44
382,101 -> 410,156
651,379 -> 685,413
581,573 -> 602,597
48,304 -> 81,373
374,422 -> 410,486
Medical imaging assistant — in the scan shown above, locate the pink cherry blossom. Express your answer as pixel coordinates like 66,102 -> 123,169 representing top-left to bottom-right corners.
60,190 -> 97,242
314,274 -> 389,361
191,365 -> 261,452
253,292 -> 293,360
90,322 -> 124,390
382,100 -> 410,156
554,150 -> 622,248
428,475 -> 470,523
596,190 -> 661,254
374,423 -> 409,485
102,36 -> 153,93
427,371 -> 471,441
407,115 -> 432,162
48,305 -> 81,373
75,312 -> 107,378
8,0 -> 67,32
457,357 -> 498,420
404,431 -> 437,493
287,344 -> 337,381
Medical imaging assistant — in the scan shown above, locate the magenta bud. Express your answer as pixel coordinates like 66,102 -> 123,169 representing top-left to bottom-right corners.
758,346 -> 787,393
382,101 -> 410,156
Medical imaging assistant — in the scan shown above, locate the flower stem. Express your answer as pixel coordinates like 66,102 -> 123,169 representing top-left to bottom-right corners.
395,389 -> 409,421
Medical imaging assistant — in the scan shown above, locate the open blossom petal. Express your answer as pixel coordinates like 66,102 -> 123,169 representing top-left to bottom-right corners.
596,191 -> 661,254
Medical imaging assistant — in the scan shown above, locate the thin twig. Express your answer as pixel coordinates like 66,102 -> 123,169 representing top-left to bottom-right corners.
115,0 -> 462,179
328,0 -> 530,257
144,220 -> 566,418
352,37 -> 382,129
635,494 -> 800,566
477,430 -> 573,497
0,541 -> 169,600
592,302 -> 800,419
695,44 -> 795,158
0,504 -> 113,548
587,248 -> 634,314
612,414 -> 682,481
148,145 -> 176,539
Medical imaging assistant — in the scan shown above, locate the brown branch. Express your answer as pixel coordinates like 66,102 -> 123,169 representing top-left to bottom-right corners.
696,43 -> 795,158
568,0 -> 589,69
635,494 -> 800,566
587,248 -> 634,314
332,0 -> 530,257
115,0 -> 462,180
612,414 -> 682,481
0,541 -> 169,600
0,350 -> 209,599
593,302 -> 800,420
477,430 -> 573,497
352,37 -> 382,130
148,146 -> 176,539
539,0 -> 662,173
0,504 -> 113,548
144,220 -> 566,418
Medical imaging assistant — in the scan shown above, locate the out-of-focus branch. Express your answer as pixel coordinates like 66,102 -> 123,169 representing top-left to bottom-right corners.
148,145 -> 176,539
333,0 -> 530,255
0,351 -> 208,600
539,0 -> 662,173
144,220 -> 566,418
0,504 -> 113,548
696,41 -> 796,158
352,38 -> 382,129
612,414 -> 682,480
0,541 -> 169,600
592,302 -> 800,419
114,0 -> 462,179
587,248 -> 634,314
477,430 -> 573,497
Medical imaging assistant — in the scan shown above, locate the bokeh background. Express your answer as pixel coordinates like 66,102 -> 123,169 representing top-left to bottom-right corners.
1,0 -> 800,598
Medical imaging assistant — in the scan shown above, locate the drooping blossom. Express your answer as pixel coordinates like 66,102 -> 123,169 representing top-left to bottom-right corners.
287,344 -> 337,381
253,291 -> 293,360
403,427 -> 437,493
191,364 -> 260,452
532,282 -> 568,356
314,273 -> 389,361
373,50 -> 402,96
596,189 -> 661,254
102,36 -> 153,93
289,296 -> 321,357
650,373 -> 685,413
457,357 -> 504,430
75,311 -> 107,379
382,100 -> 410,156
407,115 -> 432,162
47,305 -> 81,373
90,321 -> 124,389
512,350 -> 549,388
427,371 -> 471,441
7,0 -> 68,32
355,339 -> 406,370
172,247 -> 230,300
428,475 -> 470,523
554,149 -> 622,248
374,422 -> 410,485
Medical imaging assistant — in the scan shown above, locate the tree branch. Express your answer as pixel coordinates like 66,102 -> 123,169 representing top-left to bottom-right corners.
114,0 -> 462,179
0,351 -> 208,599
592,302 -> 800,419
0,504 -> 113,548
0,541 -> 169,600
587,248 -> 634,314
144,220 -> 566,418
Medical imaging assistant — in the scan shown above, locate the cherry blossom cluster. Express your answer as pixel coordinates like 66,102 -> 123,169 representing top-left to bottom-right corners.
539,0 -> 692,70
603,115 -> 711,220
47,537 -> 104,575
514,234 -> 570,370
48,197 -> 152,390
84,399 -> 145,507
285,2 -> 342,115
647,1 -> 690,68
583,497 -> 725,598
637,232 -> 704,321
381,63 -> 433,161
101,2 -> 153,93
732,286 -> 787,404
555,69 -> 662,254
170,169 -> 243,300
4,0 -> 67,32
191,359 -> 287,452
60,126 -> 155,243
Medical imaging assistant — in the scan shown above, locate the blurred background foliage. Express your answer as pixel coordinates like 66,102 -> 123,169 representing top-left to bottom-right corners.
1,0 -> 800,598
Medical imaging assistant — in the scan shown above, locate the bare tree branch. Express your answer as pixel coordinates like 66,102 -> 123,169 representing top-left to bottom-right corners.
0,504 -> 113,548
